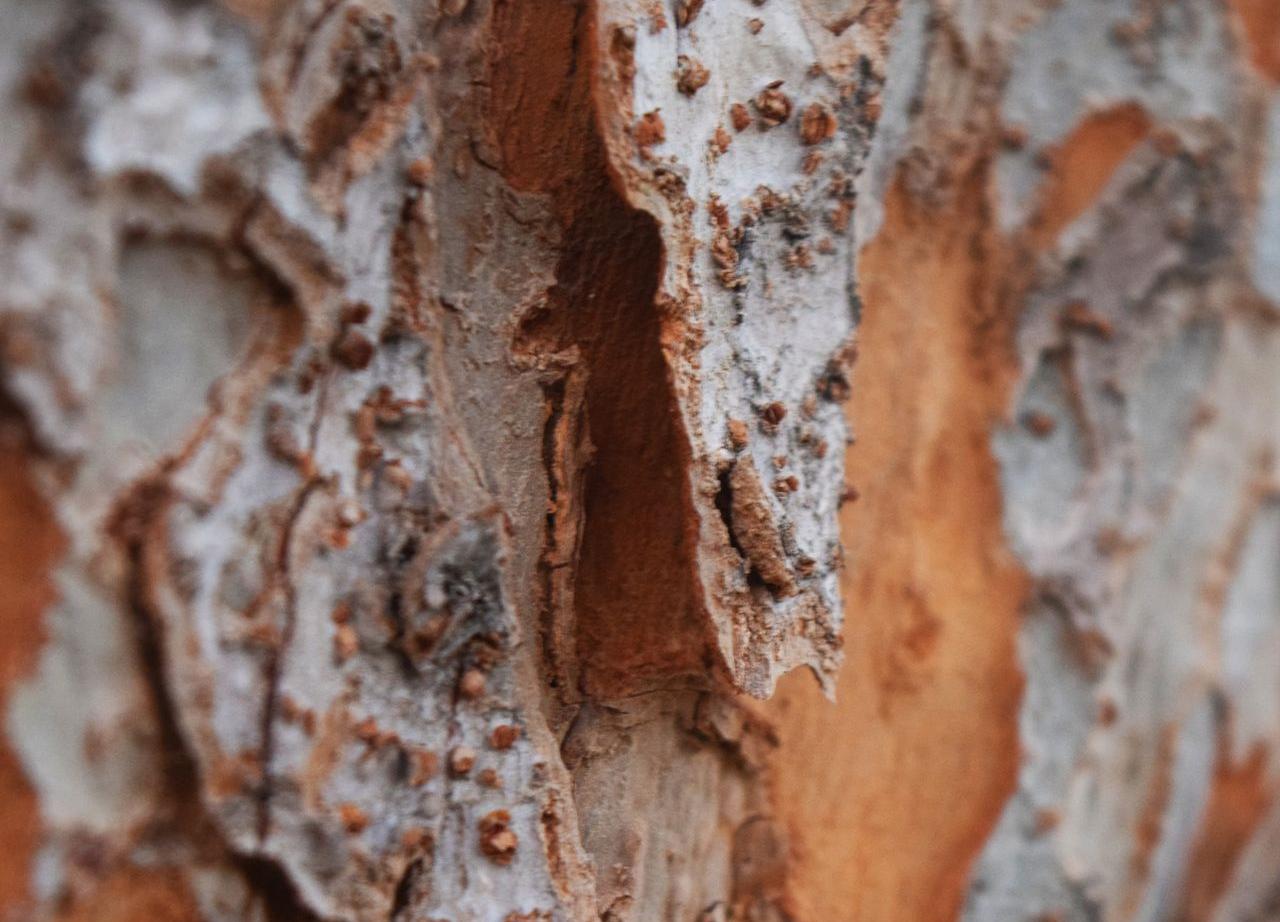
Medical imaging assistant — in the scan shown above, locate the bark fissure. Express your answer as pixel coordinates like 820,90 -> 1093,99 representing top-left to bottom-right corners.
493,0 -> 715,702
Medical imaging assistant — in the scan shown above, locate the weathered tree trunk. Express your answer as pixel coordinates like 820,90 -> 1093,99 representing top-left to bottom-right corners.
1,0 -> 1278,920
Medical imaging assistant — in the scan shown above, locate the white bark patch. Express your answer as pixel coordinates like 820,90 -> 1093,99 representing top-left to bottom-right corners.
82,0 -> 271,194
1253,93 -> 1280,305
993,0 -> 1237,233
595,0 -> 893,696
969,3 -> 1280,917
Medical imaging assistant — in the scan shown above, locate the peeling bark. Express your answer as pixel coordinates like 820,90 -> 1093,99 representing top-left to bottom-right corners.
1,1 -> 1279,921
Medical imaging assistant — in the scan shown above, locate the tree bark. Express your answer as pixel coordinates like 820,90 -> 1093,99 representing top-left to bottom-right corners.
1,1 -> 1278,921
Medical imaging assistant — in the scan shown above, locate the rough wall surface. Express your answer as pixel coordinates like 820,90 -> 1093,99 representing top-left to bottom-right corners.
0,1 -> 1277,922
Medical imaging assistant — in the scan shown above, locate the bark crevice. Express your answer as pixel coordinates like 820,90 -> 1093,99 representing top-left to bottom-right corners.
491,0 -> 717,704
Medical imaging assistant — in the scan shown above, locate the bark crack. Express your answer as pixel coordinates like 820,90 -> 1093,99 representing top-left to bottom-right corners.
493,0 -> 718,705
255,474 -> 324,845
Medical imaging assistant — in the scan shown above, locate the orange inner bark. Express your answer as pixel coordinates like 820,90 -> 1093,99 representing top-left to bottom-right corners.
766,89 -> 1173,921
1228,0 -> 1280,83
1178,744 -> 1274,921
1030,103 -> 1151,249
0,446 -> 63,913
765,171 -> 1030,922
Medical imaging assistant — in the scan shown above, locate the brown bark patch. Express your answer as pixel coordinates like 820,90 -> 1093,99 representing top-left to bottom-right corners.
765,170 -> 1029,922
1229,0 -> 1280,83
0,443 -> 64,915
490,0 -> 713,698
488,0 -> 587,203
54,867 -> 202,922
1177,743 -> 1273,922
1031,103 -> 1152,248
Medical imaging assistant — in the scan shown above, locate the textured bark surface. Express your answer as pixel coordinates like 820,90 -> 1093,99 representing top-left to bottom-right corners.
1,1 -> 1278,921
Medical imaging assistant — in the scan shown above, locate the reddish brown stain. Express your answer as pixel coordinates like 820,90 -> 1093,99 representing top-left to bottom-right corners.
766,171 -> 1029,922
1031,103 -> 1152,249
1177,743 -> 1273,922
1229,0 -> 1280,83
489,0 -> 713,697
0,445 -> 64,915
54,867 -> 203,922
